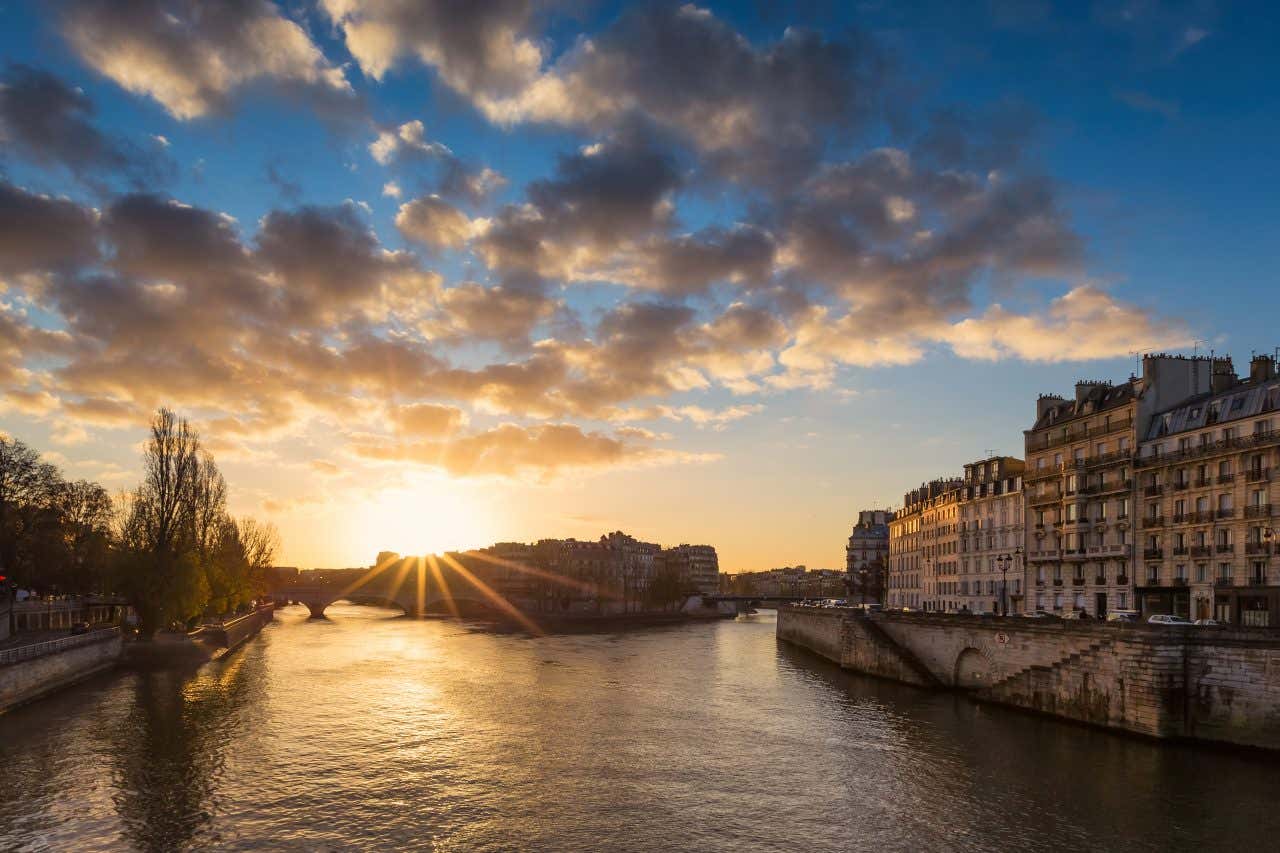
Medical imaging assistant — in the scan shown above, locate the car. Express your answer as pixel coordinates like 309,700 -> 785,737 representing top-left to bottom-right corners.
1194,618 -> 1223,627
69,621 -> 91,635
1147,614 -> 1194,625
1061,609 -> 1092,620
1021,610 -> 1056,619
1107,610 -> 1140,623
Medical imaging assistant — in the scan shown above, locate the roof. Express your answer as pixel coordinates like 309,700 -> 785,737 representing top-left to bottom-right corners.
1144,379 -> 1280,441
1030,382 -> 1135,431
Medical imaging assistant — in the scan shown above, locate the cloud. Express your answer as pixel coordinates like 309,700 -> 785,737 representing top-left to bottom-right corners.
943,286 -> 1189,361
0,181 -> 101,275
395,195 -> 480,251
60,0 -> 354,119
1114,89 -> 1179,119
350,421 -> 719,479
0,64 -> 172,188
369,120 -> 451,165
389,402 -> 466,437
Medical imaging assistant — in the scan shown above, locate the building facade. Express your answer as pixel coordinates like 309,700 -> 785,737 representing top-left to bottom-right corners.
1135,354 -> 1280,624
846,509 -> 892,604
662,544 -> 720,595
1023,354 -> 1224,617
957,457 -> 1025,614
888,478 -> 962,611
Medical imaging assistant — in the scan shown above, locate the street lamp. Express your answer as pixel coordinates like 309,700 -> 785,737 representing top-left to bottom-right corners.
996,548 -> 1023,617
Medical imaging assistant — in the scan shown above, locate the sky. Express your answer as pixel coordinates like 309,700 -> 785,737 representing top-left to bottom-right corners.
1,0 -> 1277,573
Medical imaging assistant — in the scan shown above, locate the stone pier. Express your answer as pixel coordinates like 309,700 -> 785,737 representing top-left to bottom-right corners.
778,607 -> 1280,750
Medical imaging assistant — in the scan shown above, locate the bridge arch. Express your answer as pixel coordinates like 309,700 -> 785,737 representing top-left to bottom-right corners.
953,647 -> 996,689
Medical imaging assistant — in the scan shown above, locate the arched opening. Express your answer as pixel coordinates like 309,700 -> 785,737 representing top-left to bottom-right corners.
953,647 -> 995,689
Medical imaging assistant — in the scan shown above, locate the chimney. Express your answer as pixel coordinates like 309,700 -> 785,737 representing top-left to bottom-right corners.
1037,394 -> 1066,419
1211,357 -> 1237,393
1074,380 -> 1108,404
1251,354 -> 1277,383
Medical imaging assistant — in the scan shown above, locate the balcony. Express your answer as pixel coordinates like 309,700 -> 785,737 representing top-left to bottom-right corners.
1245,504 -> 1273,519
1192,546 -> 1213,558
1030,492 -> 1060,508
1247,468 -> 1272,483
1215,577 -> 1235,588
1217,474 -> 1235,484
1097,479 -> 1134,495
1173,578 -> 1189,587
1195,478 -> 1212,488
1145,577 -> 1163,587
1172,514 -> 1188,524
1172,547 -> 1189,556
1217,508 -> 1236,520
1143,548 -> 1163,559
1052,578 -> 1064,586
1246,542 -> 1272,556
1193,510 -> 1215,524
1217,543 -> 1235,554
1030,549 -> 1061,561
1064,548 -> 1087,560
1173,481 -> 1190,492
1251,574 -> 1269,586
1116,574 -> 1129,584
1144,485 -> 1164,497
1144,516 -> 1165,528
1072,577 -> 1085,586
1095,576 -> 1107,585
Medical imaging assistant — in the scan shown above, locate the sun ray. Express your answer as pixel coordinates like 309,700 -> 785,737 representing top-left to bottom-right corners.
415,555 -> 426,618
461,549 -> 598,596
437,551 -> 545,635
425,553 -> 461,619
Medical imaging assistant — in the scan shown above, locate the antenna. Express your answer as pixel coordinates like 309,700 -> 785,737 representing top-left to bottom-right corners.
984,448 -> 998,459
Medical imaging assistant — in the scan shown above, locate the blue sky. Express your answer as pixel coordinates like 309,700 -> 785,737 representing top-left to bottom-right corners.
1,0 -> 1276,571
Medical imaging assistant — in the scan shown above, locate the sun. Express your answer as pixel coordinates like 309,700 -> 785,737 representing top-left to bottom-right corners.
351,473 -> 495,559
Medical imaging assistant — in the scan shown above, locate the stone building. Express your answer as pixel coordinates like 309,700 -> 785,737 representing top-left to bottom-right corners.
888,478 -> 962,611
662,544 -> 720,594
957,457 -> 1025,615
845,510 -> 892,604
1024,354 -> 1223,617
1135,354 -> 1280,624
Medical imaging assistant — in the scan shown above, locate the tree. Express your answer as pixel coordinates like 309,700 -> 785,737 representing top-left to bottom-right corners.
117,409 -> 204,635
0,436 -> 62,587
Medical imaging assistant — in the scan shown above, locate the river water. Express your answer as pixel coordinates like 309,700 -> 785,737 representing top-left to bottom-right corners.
2,605 -> 1279,852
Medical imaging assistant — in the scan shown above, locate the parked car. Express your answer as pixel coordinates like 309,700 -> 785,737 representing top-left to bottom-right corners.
1148,614 -> 1194,625
1021,610 -> 1055,619
1061,609 -> 1092,620
1194,618 -> 1223,627
1106,610 -> 1140,623
69,621 -> 91,635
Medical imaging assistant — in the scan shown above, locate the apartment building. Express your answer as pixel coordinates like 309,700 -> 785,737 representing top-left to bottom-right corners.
663,544 -> 720,595
888,478 -> 962,611
1024,354 -> 1221,616
1135,354 -> 1280,624
957,457 -> 1025,614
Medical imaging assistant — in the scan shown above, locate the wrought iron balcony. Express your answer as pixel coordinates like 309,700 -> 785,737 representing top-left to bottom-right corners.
1192,546 -> 1213,558
1217,473 -> 1235,484
1247,468 -> 1272,483
1244,504 -> 1273,519
1143,548 -> 1163,559
1144,485 -> 1164,497
1144,516 -> 1165,528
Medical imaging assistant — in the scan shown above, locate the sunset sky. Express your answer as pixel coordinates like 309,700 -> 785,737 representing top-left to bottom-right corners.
1,1 -> 1277,572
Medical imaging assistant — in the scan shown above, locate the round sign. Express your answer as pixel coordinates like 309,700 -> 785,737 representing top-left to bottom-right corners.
994,631 -> 1010,645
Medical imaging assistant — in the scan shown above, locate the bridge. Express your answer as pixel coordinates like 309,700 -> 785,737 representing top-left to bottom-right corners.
275,585 -> 499,619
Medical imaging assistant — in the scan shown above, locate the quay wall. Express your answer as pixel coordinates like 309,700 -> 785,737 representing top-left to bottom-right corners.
777,607 -> 1280,750
0,631 -> 122,714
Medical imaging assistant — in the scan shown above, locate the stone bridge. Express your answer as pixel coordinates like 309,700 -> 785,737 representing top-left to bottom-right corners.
275,585 -> 498,619
778,607 -> 1280,751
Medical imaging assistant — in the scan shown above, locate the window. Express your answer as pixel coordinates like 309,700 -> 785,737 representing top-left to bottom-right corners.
1196,564 -> 1207,583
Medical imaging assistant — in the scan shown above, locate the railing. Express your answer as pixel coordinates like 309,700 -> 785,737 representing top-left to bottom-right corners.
1195,479 -> 1212,488
1144,516 -> 1164,528
1192,510 -> 1215,524
1052,578 -> 1064,586
1247,468 -> 1272,483
1215,577 -> 1234,588
1218,474 -> 1235,484
1116,575 -> 1129,584
1245,542 -> 1272,555
1172,547 -> 1189,556
1145,577 -> 1163,587
1245,504 -> 1273,519
1144,485 -> 1163,497
1217,543 -> 1235,554
0,627 -> 119,666
1173,514 -> 1188,524
1217,508 -> 1236,519
1072,577 -> 1085,586
1143,548 -> 1163,559
1192,546 -> 1213,558
1172,578 -> 1189,587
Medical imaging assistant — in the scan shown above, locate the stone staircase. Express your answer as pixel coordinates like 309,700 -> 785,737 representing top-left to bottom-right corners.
858,616 -> 944,687
979,638 -> 1119,725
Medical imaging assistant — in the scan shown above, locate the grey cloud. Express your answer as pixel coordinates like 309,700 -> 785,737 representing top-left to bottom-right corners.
0,180 -> 100,275
0,64 -> 172,189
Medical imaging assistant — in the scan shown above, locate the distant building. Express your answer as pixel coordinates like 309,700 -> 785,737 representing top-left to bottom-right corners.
845,510 -> 892,604
662,544 -> 720,594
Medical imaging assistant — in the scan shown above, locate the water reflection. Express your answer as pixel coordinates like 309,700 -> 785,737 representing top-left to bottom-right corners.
1,607 -> 1279,852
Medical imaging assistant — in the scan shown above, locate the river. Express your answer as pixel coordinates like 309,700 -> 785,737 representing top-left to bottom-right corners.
1,605 -> 1278,851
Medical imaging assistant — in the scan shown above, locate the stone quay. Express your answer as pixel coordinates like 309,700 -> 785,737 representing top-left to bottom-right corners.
777,606 -> 1280,751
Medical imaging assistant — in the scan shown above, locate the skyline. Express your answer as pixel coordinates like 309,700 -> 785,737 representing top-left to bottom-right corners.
2,1 -> 1278,572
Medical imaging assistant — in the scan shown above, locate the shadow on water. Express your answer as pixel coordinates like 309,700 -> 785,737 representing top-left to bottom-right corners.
774,638 -> 1280,853
104,647 -> 264,852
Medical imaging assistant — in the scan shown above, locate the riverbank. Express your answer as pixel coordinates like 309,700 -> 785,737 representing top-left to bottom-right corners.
0,604 -> 276,712
777,605 -> 1280,751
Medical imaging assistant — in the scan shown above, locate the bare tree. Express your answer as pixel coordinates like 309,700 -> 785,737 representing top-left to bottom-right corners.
0,436 -> 63,585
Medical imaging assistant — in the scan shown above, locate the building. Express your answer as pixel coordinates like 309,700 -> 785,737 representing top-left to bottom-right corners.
1134,354 -> 1280,624
888,478 -> 962,611
1024,354 -> 1223,617
662,544 -> 720,594
957,457 -> 1025,614
846,510 -> 892,604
